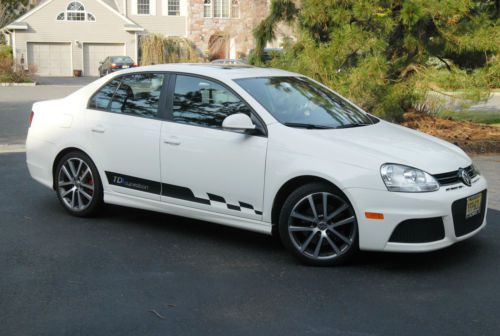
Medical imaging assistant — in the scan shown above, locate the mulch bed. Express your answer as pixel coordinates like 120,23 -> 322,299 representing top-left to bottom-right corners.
401,111 -> 500,155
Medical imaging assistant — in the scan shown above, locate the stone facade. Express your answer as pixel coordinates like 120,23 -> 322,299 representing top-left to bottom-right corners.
187,0 -> 270,60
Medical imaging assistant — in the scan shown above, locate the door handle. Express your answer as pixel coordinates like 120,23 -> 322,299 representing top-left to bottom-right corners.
163,137 -> 181,146
91,125 -> 106,133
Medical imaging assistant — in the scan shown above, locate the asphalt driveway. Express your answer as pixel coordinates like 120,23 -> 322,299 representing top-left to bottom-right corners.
0,152 -> 499,336
0,81 -> 499,335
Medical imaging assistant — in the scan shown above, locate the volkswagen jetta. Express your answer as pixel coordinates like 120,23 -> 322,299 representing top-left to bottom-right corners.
26,64 -> 488,265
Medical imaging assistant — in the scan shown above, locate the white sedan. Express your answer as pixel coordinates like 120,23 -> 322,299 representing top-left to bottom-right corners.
26,64 -> 488,265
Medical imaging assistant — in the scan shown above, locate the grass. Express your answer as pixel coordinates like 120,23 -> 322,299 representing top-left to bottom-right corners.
437,110 -> 500,124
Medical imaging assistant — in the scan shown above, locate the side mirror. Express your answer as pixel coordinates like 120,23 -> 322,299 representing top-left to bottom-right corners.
222,113 -> 256,132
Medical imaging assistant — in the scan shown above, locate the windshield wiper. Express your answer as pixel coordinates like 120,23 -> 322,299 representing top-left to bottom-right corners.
284,122 -> 333,129
335,123 -> 370,129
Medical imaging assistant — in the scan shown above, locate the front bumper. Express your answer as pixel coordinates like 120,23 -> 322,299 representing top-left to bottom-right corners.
346,175 -> 488,252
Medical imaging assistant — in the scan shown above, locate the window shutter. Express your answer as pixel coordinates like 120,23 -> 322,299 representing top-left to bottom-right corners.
162,0 -> 167,15
150,0 -> 156,15
180,0 -> 187,16
131,0 -> 137,15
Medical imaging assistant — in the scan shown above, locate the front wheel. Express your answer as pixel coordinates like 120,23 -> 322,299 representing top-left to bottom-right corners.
55,151 -> 103,217
278,183 -> 358,266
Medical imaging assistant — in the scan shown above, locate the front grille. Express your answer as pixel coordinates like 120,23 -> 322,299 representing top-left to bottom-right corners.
433,165 -> 477,186
389,217 -> 445,243
452,190 -> 487,237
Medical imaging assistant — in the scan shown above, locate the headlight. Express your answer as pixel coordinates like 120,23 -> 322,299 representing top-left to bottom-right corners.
471,163 -> 480,176
380,163 -> 439,192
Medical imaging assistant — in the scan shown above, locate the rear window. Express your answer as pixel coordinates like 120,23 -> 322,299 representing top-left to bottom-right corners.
112,56 -> 133,63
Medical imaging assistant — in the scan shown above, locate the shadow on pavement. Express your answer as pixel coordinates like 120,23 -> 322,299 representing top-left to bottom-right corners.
96,201 -> 497,271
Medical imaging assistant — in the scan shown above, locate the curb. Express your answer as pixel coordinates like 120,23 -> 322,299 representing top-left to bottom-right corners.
0,82 -> 37,87
0,144 -> 26,153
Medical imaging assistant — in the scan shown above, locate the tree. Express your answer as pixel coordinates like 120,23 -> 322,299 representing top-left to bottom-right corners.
251,0 -> 499,120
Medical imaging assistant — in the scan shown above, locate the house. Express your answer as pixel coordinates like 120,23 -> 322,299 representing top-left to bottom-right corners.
1,0 -> 279,76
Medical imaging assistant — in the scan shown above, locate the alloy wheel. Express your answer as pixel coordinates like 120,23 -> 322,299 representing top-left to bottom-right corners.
287,192 -> 357,261
57,158 -> 95,211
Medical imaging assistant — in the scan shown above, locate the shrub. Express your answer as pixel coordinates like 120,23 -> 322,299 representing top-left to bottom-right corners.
0,47 -> 34,83
140,34 -> 202,66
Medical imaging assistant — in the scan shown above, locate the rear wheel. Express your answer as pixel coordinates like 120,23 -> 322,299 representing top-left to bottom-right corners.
278,183 -> 358,266
55,151 -> 103,217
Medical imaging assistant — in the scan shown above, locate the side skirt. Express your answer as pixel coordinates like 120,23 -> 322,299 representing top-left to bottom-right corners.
103,191 -> 272,235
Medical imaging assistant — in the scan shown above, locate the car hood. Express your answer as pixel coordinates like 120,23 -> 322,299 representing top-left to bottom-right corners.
285,120 -> 471,174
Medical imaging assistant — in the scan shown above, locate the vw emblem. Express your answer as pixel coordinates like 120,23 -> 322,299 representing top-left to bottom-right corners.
458,168 -> 471,187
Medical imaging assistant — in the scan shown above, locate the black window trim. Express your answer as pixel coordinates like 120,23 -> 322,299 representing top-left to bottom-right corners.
87,71 -> 169,121
87,71 -> 268,137
165,72 -> 268,137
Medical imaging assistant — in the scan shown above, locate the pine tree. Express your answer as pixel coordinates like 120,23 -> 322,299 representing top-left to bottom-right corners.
251,0 -> 499,120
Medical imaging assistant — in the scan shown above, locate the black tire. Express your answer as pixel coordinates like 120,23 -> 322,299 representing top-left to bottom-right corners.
55,151 -> 103,217
278,183 -> 358,266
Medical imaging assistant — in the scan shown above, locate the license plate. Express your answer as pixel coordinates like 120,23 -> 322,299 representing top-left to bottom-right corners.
466,193 -> 482,219
122,65 -> 130,68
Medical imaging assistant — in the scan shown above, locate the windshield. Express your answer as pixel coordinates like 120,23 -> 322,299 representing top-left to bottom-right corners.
235,76 -> 375,129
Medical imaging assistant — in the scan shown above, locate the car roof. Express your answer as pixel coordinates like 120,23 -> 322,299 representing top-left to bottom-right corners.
117,63 -> 299,80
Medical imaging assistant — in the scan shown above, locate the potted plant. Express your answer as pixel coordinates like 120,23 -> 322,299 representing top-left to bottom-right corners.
73,69 -> 82,77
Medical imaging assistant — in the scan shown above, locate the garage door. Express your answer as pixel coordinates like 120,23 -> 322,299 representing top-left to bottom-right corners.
27,42 -> 71,76
83,43 -> 125,76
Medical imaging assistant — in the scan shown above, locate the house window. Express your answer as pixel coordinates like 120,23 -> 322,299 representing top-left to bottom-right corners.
213,0 -> 229,18
56,2 -> 96,21
231,0 -> 239,18
137,0 -> 150,15
67,1 -> 84,11
167,0 -> 180,16
67,1 -> 85,20
203,0 -> 212,18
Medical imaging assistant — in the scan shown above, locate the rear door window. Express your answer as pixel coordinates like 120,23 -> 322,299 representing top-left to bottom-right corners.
89,73 -> 164,119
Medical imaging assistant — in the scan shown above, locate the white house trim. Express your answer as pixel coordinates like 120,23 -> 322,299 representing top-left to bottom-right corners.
12,0 -> 138,27
12,30 -> 17,63
4,23 -> 28,30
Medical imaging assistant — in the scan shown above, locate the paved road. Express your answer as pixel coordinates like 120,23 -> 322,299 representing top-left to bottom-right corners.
0,152 -> 499,336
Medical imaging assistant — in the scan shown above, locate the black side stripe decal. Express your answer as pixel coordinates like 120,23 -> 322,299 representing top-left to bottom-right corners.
161,183 -> 210,205
106,172 -> 161,195
105,171 -> 262,215
207,193 -> 226,203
